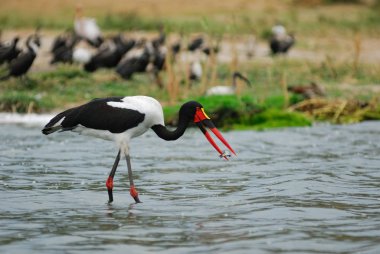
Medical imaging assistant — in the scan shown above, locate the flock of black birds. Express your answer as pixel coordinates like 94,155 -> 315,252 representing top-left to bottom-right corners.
0,30 -> 41,81
0,23 -> 295,85
50,28 -> 167,80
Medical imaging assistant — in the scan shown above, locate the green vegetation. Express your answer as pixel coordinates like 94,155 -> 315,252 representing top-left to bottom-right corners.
0,1 -> 379,130
1,56 -> 378,130
164,95 -> 312,130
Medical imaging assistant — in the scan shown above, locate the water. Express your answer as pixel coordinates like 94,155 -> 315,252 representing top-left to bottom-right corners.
1,116 -> 380,254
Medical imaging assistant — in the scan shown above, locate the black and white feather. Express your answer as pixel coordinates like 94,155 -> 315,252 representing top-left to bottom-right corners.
42,96 -> 164,145
269,24 -> 295,55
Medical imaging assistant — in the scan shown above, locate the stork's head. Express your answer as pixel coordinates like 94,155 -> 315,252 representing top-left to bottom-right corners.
180,101 -> 236,160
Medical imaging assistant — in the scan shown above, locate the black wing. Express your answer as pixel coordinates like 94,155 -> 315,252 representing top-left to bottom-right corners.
61,97 -> 145,133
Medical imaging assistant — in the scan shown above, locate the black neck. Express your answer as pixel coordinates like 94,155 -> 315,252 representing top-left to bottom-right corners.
151,115 -> 190,141
26,39 -> 36,55
12,39 -> 19,48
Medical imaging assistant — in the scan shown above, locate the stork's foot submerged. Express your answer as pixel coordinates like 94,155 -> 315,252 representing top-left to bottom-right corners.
130,185 -> 142,203
106,176 -> 114,203
133,196 -> 142,203
107,189 -> 114,203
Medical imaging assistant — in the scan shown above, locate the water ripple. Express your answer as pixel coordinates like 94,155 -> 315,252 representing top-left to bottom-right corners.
0,122 -> 380,253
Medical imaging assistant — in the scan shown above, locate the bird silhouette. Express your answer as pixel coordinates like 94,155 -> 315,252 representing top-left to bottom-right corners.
74,5 -> 103,48
0,36 -> 21,65
0,35 -> 41,81
206,72 -> 251,96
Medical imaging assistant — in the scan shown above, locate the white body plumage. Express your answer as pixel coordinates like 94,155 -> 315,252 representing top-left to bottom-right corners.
73,47 -> 92,64
206,86 -> 235,96
53,96 -> 165,154
74,17 -> 101,43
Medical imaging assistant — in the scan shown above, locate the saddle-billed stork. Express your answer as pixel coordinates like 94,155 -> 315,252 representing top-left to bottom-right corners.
42,96 -> 236,203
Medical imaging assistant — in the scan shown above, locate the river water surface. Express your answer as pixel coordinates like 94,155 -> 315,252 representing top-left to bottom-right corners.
0,115 -> 379,253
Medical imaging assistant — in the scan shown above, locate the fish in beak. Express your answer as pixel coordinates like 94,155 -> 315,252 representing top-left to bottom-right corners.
193,107 -> 236,160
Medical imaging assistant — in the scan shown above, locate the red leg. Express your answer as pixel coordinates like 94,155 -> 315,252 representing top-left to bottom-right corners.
106,150 -> 120,203
130,185 -> 141,203
125,154 -> 142,203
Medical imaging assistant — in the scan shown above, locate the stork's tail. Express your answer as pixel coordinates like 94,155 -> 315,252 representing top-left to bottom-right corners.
42,108 -> 74,135
42,125 -> 62,135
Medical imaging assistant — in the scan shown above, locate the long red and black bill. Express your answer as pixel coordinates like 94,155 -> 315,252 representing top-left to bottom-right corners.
194,107 -> 236,160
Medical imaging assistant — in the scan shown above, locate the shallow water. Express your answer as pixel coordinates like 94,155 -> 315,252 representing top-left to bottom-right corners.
1,117 -> 380,254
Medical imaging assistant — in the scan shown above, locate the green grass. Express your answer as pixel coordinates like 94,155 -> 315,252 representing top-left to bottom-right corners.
1,1 -> 379,130
0,91 -> 50,112
0,53 -> 379,128
241,109 -> 312,130
163,95 -> 311,130
0,64 -> 314,129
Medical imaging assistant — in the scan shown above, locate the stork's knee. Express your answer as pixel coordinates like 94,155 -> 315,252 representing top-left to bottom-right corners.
106,176 -> 113,190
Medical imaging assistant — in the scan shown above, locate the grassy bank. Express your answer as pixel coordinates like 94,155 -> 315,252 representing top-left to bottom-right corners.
1,1 -> 379,129
1,57 -> 379,129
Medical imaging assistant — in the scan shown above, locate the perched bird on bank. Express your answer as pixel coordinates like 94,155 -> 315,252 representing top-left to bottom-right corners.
42,96 -> 236,203
187,36 -> 204,51
271,23 -> 287,38
50,32 -> 80,65
287,82 -> 326,99
84,34 -> 135,72
151,24 -> 166,48
74,5 -> 103,48
171,41 -> 181,56
0,36 -> 21,65
270,34 -> 295,55
0,35 -> 41,81
50,30 -> 93,65
51,33 -> 68,53
206,72 -> 251,96
116,43 -> 166,89
269,23 -> 295,55
116,46 -> 151,80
